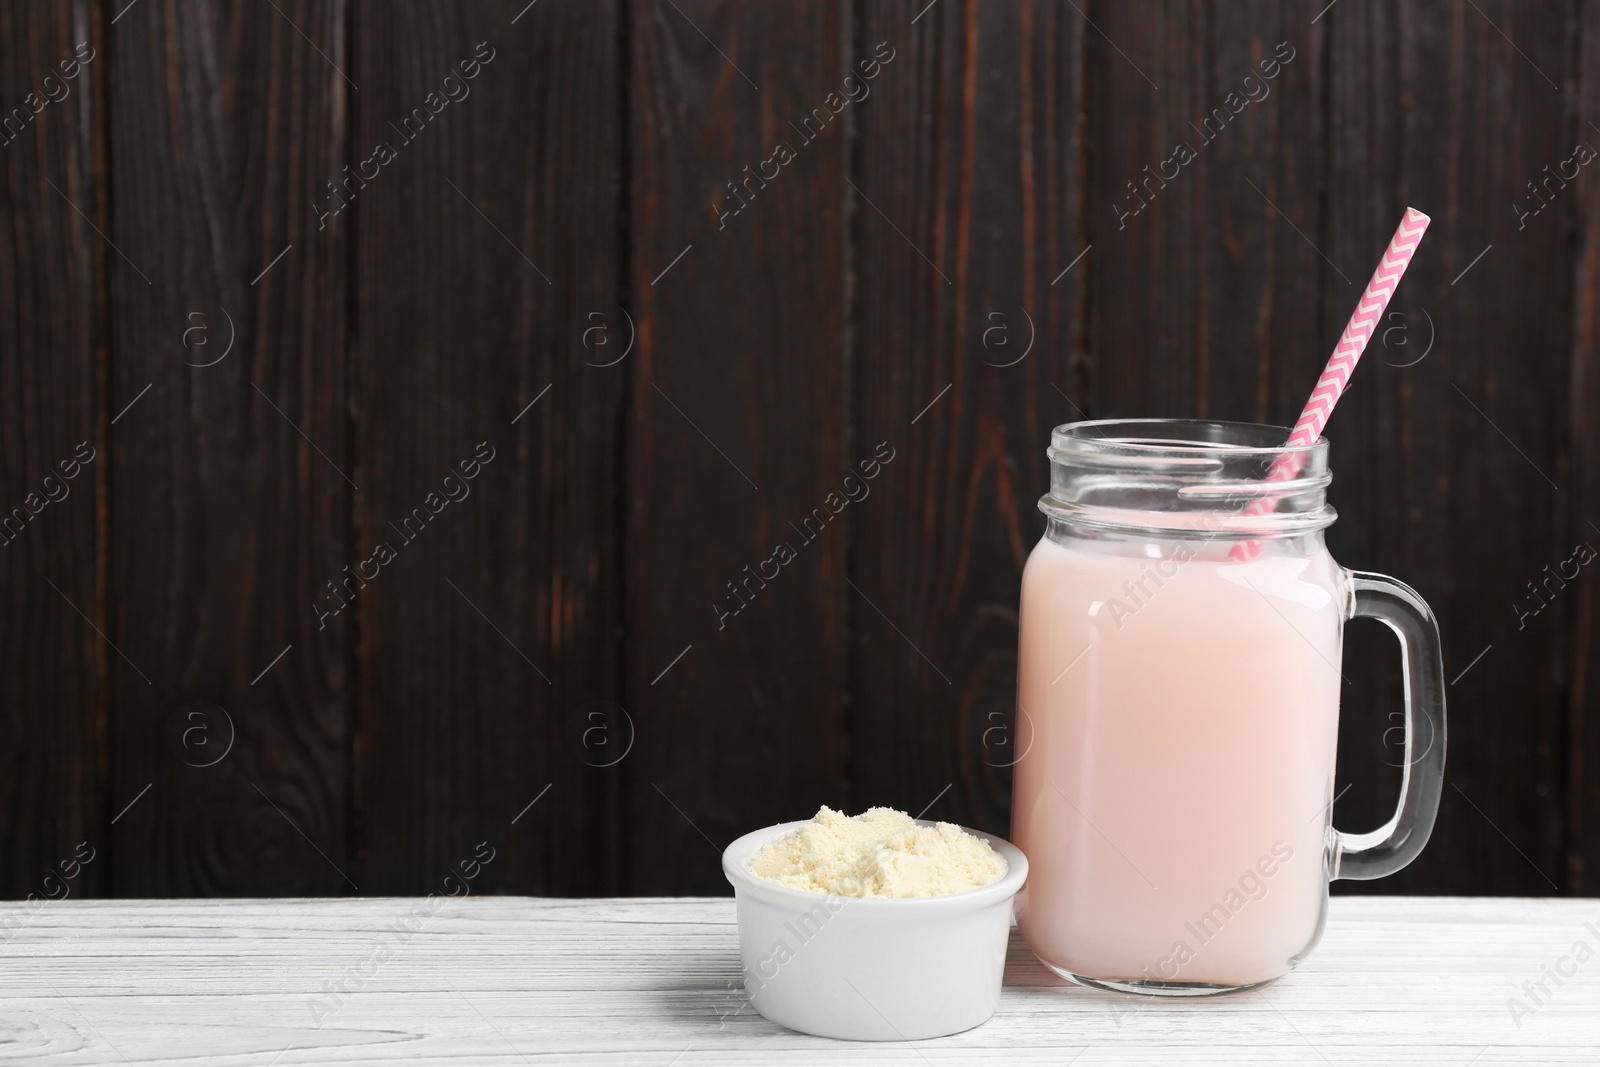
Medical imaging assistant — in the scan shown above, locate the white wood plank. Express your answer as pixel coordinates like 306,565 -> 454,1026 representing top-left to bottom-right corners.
0,896 -> 1595,1063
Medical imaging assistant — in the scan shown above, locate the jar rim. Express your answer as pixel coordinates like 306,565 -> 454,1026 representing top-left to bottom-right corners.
1050,418 -> 1328,461
1041,418 -> 1335,538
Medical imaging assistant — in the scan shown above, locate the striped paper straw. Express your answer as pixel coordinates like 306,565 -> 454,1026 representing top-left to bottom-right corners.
1231,207 -> 1430,561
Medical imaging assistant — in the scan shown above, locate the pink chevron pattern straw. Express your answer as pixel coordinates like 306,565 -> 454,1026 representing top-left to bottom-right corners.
1230,207 -> 1430,561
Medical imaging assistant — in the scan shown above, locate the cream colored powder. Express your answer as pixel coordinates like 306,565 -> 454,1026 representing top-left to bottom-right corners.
748,806 -> 1007,899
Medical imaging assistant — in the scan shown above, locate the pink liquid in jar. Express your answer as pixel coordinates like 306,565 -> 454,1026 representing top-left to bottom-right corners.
1011,532 -> 1344,988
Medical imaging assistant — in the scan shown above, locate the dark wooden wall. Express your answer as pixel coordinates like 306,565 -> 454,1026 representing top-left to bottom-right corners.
1,0 -> 1597,899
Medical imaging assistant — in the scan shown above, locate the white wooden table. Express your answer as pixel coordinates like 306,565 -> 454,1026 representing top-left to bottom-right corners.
1,896 -> 1595,1064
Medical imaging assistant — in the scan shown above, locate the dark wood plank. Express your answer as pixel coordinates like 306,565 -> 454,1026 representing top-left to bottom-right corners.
351,0 -> 624,895
0,0 -> 1586,903
1321,0 -> 1573,895
105,1 -> 351,894
849,0 -> 1086,837
0,0 -> 105,899
1317,0 -> 1408,896
1569,0 -> 1600,895
1192,7 -> 1325,425
626,0 -> 850,892
1087,0 -> 1203,419
1090,3 -> 1323,420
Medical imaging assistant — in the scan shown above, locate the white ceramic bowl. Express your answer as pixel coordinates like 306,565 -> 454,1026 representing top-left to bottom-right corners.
722,819 -> 1028,1041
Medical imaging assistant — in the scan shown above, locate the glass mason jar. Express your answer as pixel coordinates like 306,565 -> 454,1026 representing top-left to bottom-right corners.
1010,419 -> 1446,994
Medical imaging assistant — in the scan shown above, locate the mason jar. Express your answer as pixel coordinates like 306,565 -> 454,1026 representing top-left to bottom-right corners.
1011,419 -> 1446,994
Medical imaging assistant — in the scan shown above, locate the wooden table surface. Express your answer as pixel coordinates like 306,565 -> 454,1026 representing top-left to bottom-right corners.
2,896 -> 1595,1064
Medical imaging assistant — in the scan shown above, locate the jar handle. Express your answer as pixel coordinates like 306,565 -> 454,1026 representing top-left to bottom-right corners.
1332,570 -> 1448,881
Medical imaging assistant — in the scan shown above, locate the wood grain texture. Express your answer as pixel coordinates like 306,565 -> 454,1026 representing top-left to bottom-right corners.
1088,4 -> 1324,422
1571,0 -> 1600,895
104,0 -> 352,894
1087,0 -> 1204,418
1321,0 -> 1574,895
1318,0 -> 1411,896
350,0 -> 624,895
849,0 -> 1086,838
0,0 -> 104,899
1,896 -> 1597,1063
626,0 -> 851,893
2,0 -> 1599,903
